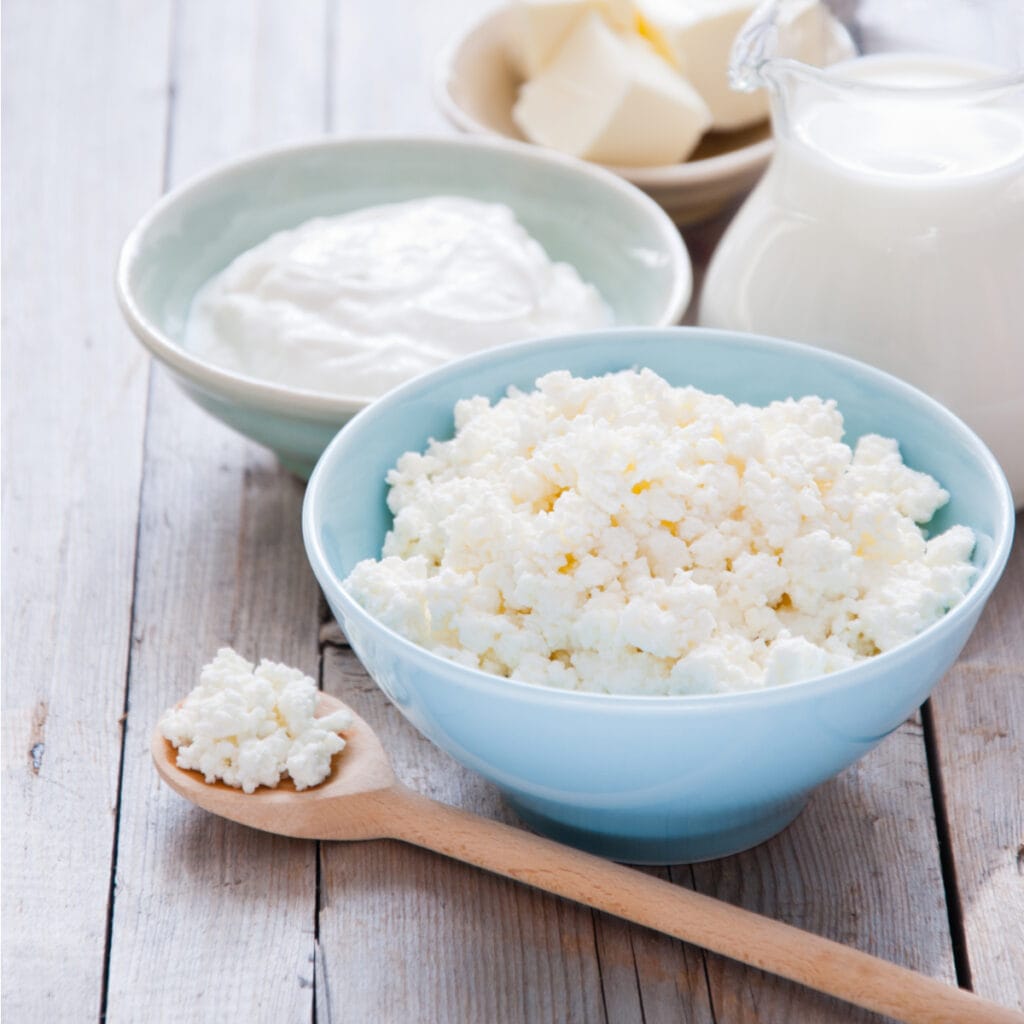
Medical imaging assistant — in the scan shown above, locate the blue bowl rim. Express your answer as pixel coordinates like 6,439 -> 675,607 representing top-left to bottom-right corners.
115,132 -> 693,420
303,326 -> 1015,711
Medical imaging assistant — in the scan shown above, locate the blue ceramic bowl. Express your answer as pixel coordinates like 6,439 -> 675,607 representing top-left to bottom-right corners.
116,135 -> 691,477
303,328 -> 1014,863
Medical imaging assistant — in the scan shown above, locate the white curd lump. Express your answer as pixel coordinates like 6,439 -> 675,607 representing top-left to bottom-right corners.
185,197 -> 611,398
161,648 -> 353,792
344,369 -> 976,695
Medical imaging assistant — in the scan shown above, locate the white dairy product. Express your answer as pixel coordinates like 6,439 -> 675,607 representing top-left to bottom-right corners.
185,197 -> 611,399
636,0 -> 837,130
513,0 -> 634,76
345,369 -> 976,696
512,12 -> 712,166
161,648 -> 352,792
700,54 -> 1024,505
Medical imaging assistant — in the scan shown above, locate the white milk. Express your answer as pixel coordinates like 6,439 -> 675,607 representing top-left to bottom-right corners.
701,54 -> 1024,505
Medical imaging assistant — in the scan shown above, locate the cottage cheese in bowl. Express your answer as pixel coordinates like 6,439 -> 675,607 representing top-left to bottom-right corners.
185,196 -> 612,399
344,368 -> 976,695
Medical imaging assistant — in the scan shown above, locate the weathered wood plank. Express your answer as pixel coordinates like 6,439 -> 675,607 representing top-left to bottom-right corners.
103,2 -> 328,1020
318,645 -> 611,1023
692,716 -> 958,1022
928,515 -> 1024,1011
330,0 -> 498,132
591,868 -> 716,1024
0,1 -> 172,1018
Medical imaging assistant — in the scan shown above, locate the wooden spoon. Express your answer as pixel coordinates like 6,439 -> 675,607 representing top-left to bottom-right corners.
153,694 -> 1022,1024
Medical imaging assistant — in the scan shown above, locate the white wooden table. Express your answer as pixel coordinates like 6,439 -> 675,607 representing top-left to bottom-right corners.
3,2 -> 1022,1021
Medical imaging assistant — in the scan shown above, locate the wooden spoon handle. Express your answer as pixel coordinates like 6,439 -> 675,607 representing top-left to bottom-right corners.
379,786 -> 1022,1024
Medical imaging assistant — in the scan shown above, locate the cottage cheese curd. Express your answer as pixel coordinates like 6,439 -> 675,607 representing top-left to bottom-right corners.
344,369 -> 976,695
185,197 -> 611,398
161,648 -> 352,792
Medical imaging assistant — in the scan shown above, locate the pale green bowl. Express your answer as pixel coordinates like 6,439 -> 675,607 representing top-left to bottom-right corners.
116,135 -> 692,477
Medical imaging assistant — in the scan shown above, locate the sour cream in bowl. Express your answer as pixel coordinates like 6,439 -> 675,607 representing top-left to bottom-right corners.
185,196 -> 612,399
117,135 -> 691,477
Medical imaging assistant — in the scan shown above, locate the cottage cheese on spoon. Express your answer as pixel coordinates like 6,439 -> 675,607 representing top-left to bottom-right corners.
185,196 -> 611,398
161,648 -> 352,792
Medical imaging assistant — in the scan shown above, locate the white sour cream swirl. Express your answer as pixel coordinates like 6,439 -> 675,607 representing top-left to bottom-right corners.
185,196 -> 612,398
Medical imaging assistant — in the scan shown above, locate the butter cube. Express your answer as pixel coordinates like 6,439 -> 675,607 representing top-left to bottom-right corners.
513,0 -> 635,77
513,12 -> 712,166
636,0 -> 831,131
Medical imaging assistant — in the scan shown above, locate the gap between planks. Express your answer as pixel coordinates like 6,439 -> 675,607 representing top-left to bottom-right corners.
100,1 -> 331,1021
99,2 -> 183,1012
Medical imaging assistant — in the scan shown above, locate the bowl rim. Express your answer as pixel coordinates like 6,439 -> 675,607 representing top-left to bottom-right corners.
303,325 -> 1016,710
115,132 -> 693,419
432,4 -> 776,188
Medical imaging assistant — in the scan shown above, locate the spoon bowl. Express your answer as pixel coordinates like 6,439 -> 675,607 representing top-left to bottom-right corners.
150,690 -> 1022,1024
151,694 -> 397,840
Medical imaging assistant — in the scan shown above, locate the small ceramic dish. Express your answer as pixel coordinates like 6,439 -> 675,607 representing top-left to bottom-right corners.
117,135 -> 691,477
434,6 -> 774,225
304,327 -> 1014,864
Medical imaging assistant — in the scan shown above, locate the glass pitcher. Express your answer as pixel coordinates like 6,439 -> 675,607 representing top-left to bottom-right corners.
700,0 -> 1024,507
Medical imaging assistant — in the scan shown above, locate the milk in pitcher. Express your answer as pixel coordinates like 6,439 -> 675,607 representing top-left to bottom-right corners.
701,51 -> 1024,504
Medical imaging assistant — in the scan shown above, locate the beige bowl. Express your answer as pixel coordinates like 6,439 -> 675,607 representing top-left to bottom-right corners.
434,5 -> 773,226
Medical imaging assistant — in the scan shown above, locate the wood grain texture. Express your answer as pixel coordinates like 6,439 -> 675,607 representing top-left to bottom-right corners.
318,645 -> 615,1023
590,870 -> 715,1024
102,2 -> 328,1020
330,0 -> 499,133
928,515 -> 1024,1011
692,716 -> 958,1023
0,1 -> 172,1017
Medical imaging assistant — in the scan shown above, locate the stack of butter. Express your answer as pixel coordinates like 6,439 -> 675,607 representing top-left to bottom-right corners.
511,0 -> 833,167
